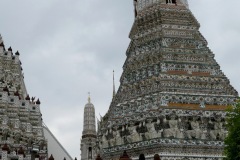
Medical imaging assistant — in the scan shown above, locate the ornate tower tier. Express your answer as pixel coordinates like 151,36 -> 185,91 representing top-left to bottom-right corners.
82,96 -> 96,136
135,0 -> 189,13
97,1 -> 238,160
81,95 -> 97,160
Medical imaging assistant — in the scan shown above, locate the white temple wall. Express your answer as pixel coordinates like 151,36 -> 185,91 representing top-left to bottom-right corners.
43,124 -> 73,160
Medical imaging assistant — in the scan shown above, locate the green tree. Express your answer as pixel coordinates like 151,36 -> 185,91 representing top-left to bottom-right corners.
224,99 -> 240,160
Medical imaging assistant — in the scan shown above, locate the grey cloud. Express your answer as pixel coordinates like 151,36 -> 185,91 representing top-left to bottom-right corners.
0,0 -> 240,159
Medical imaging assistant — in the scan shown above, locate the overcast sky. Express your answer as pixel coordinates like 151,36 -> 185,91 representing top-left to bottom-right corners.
0,0 -> 240,159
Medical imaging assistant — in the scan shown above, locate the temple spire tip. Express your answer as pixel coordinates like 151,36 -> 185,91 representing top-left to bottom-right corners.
88,92 -> 91,103
113,70 -> 116,99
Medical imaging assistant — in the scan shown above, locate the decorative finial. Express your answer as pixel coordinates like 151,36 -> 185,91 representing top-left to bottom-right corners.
36,98 -> 41,105
113,70 -> 116,99
49,154 -> 54,160
15,51 -> 20,55
2,143 -> 9,151
18,147 -> 24,155
8,47 -> 12,51
88,92 -> 91,103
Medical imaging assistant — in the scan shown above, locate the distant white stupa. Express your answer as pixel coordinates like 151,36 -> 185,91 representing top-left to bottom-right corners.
80,94 -> 97,160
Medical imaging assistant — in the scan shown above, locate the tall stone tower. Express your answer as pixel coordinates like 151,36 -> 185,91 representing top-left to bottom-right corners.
97,0 -> 238,159
81,95 -> 97,160
0,35 -> 47,159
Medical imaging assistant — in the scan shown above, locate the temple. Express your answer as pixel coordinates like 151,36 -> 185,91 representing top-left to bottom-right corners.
0,34 -> 73,160
97,0 -> 238,159
81,95 -> 97,160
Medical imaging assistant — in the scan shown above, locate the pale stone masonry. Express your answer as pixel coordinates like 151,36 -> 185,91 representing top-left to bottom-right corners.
0,34 -> 48,159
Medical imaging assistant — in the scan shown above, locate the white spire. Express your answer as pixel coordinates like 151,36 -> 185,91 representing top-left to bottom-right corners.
81,95 -> 97,160
113,70 -> 116,99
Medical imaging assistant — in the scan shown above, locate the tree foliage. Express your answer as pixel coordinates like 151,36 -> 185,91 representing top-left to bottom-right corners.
224,99 -> 240,160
